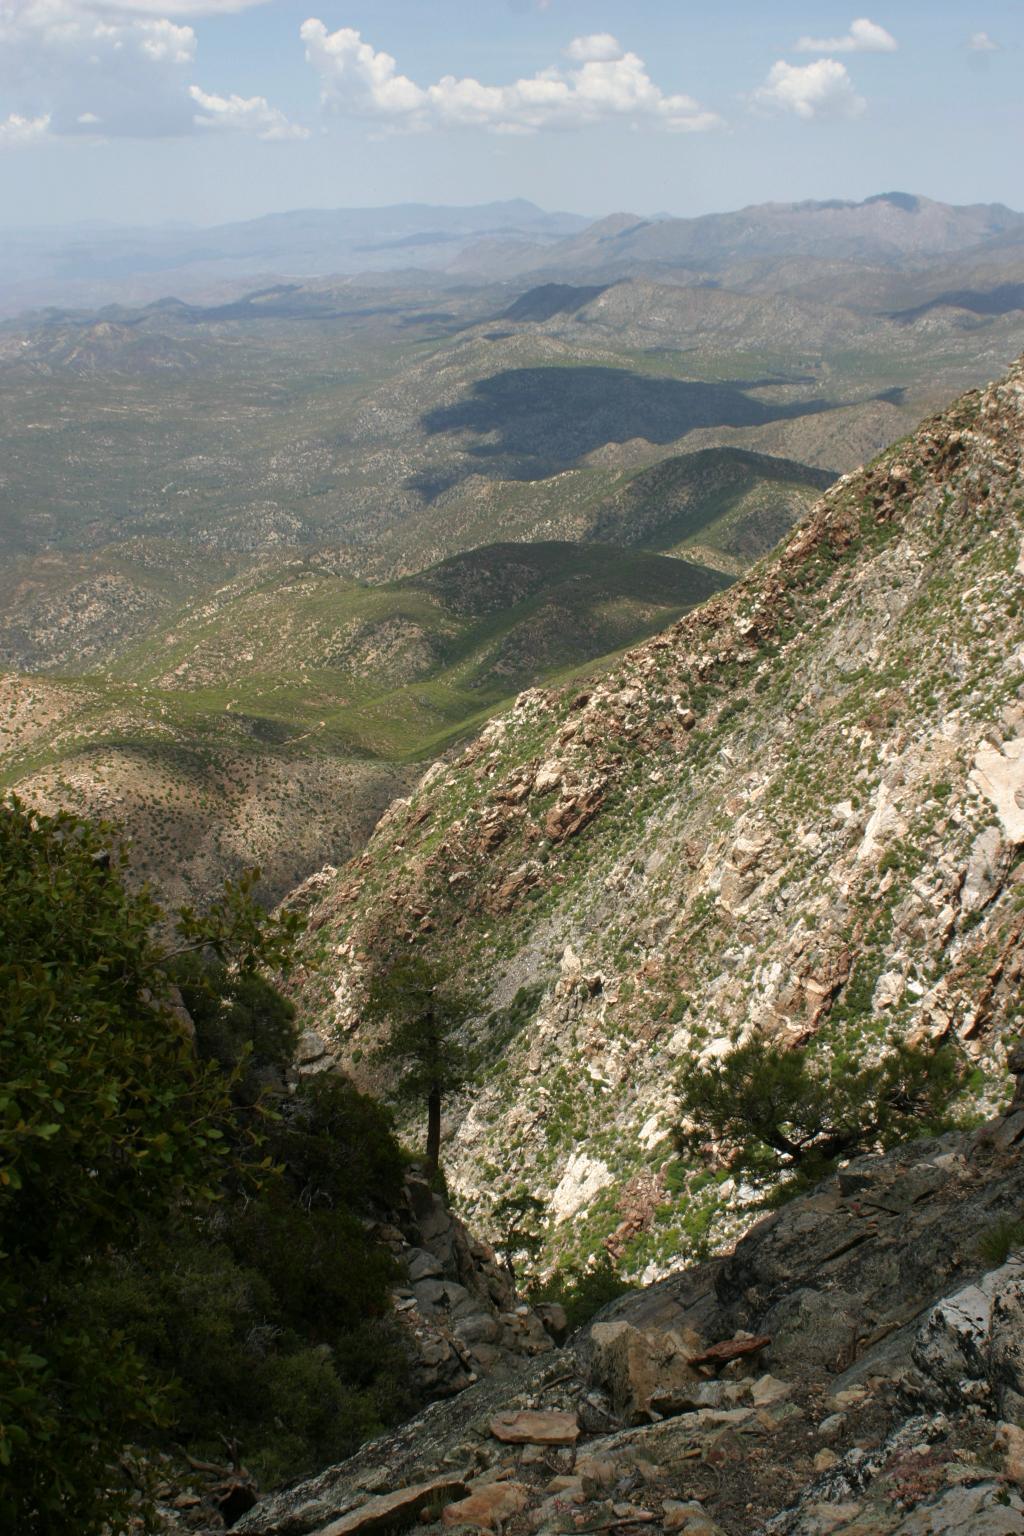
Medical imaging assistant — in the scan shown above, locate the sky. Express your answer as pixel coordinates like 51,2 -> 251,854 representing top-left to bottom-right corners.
0,1 -> 1021,228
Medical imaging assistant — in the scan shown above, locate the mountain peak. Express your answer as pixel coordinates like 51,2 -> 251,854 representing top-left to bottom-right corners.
864,190 -> 923,212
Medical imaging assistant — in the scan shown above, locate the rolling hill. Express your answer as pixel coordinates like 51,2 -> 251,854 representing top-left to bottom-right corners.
1,541 -> 728,908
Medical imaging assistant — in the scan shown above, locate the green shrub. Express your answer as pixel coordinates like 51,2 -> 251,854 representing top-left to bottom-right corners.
80,1205 -> 410,1488
530,1253 -> 631,1331
267,1073 -> 407,1214
0,799 -> 244,1533
0,797 -> 409,1528
676,1031 -> 965,1198
173,954 -> 299,1103
977,1216 -> 1024,1267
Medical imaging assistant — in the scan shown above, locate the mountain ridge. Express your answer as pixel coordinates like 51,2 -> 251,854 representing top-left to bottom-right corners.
286,353 -> 1024,1278
4,192 -> 1024,318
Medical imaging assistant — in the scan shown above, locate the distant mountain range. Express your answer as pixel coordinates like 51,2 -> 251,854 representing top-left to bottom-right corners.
3,192 -> 1024,318
0,200 -> 589,316
454,192 -> 1024,277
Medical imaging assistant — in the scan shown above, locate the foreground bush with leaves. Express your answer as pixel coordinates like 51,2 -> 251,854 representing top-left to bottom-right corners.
0,798 -> 411,1533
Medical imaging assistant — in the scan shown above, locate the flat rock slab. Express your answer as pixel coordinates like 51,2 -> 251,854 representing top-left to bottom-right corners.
316,1478 -> 468,1536
688,1336 -> 770,1371
489,1409 -> 580,1445
442,1481 -> 531,1528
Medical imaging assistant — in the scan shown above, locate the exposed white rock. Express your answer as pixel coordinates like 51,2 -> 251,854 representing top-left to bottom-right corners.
533,760 -> 563,794
638,1115 -> 666,1151
961,824 -> 1005,912
550,1153 -> 614,1222
856,781 -> 907,862
971,736 -> 1024,844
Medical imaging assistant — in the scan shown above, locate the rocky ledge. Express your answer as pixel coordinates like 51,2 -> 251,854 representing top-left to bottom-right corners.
379,1172 -> 557,1399
236,1111 -> 1024,1536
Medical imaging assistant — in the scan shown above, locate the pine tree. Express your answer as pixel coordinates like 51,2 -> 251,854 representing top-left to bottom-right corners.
367,954 -> 472,1174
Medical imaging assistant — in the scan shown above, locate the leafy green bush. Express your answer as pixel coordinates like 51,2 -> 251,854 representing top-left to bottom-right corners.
268,1073 -> 407,1215
0,799 -> 243,1533
172,953 -> 300,1103
0,797 -> 410,1530
69,1050 -> 414,1493
530,1253 -> 631,1332
676,1031 -> 965,1198
81,1190 -> 410,1488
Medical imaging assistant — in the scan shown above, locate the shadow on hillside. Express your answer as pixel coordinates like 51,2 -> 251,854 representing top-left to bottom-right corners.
892,282 -> 1024,323
412,366 -> 839,498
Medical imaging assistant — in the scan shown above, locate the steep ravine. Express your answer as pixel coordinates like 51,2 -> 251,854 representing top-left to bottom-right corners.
289,355 -> 1024,1277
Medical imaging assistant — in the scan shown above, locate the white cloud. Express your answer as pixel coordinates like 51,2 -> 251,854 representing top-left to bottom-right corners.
968,31 -> 999,52
137,18 -> 198,64
301,22 -> 723,134
0,110 -> 50,146
752,59 -> 866,121
565,34 -> 622,64
0,1 -> 197,135
189,85 -> 308,140
796,17 -> 897,53
0,1 -> 297,142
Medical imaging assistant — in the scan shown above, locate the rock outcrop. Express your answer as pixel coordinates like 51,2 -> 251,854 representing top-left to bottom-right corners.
382,1174 -> 556,1397
236,1110 -> 1024,1536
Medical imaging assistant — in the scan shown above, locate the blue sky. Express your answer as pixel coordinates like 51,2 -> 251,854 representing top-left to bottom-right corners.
0,1 -> 1020,227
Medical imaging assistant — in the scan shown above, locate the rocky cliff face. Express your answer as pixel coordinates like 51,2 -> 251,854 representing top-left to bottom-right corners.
289,355 -> 1024,1277
235,1109 -> 1024,1536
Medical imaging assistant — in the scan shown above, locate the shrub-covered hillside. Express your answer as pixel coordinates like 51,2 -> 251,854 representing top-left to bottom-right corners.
288,356 -> 1024,1279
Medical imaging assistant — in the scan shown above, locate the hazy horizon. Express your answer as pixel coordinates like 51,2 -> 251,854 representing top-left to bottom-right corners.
8,185 -> 1024,238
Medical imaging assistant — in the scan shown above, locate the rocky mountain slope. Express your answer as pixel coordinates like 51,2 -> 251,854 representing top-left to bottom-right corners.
289,355 -> 1024,1278
232,1107 -> 1024,1536
130,1045 -> 1024,1536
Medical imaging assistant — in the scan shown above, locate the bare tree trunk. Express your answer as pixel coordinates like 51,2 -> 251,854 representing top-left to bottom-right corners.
425,1084 -> 442,1175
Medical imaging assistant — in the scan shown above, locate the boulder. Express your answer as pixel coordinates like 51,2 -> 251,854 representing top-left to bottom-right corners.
997,1422 -> 1024,1487
662,1501 -> 726,1535
441,1481 -> 530,1529
414,1278 -> 471,1314
315,1478 -> 469,1536
589,1320 -> 702,1422
763,1287 -> 862,1372
407,1248 -> 446,1284
911,1259 -> 1024,1419
454,1313 -> 502,1347
534,1302 -> 569,1345
489,1410 -> 580,1445
990,1266 -> 1024,1424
